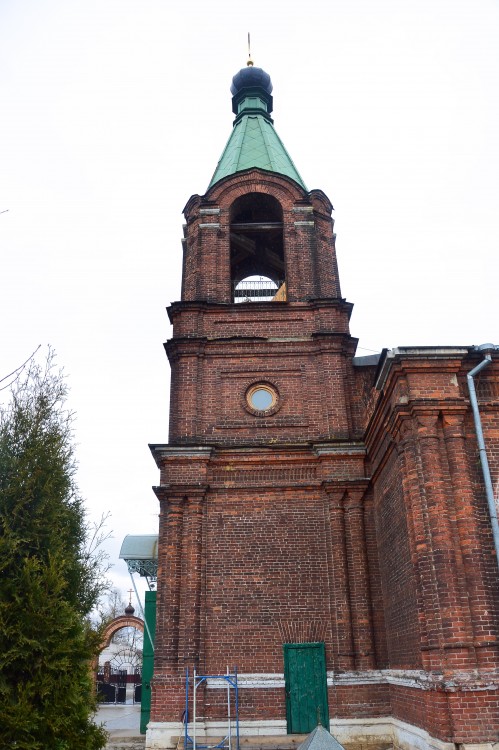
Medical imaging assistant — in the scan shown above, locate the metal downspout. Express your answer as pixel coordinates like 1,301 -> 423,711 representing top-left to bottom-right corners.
466,344 -> 499,566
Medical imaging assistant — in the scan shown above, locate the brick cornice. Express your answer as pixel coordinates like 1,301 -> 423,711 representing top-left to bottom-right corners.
314,441 -> 366,456
375,347 -> 469,392
368,401 -> 472,481
370,400 -> 467,452
167,298 -> 353,317
365,347 -> 469,450
153,484 -> 209,502
323,478 -> 370,498
311,331 -> 358,354
164,337 -> 208,360
149,444 -> 213,469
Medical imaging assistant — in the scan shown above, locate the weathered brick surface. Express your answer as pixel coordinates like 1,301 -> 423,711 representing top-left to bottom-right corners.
181,173 -> 341,304
330,684 -> 391,718
151,167 -> 499,744
373,449 -> 421,669
390,684 -> 499,743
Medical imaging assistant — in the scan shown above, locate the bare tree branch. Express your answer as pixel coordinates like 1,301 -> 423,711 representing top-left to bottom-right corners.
0,345 -> 42,390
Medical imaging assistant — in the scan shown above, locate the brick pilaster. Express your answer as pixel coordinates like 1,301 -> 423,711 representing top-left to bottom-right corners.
178,491 -> 206,669
395,418 -> 431,666
344,488 -> 375,670
155,495 -> 185,671
325,487 -> 355,671
415,413 -> 469,664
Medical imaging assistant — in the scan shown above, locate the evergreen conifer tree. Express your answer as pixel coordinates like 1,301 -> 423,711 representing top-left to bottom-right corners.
0,351 -> 108,749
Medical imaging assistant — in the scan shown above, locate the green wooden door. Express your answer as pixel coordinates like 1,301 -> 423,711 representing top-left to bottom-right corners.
140,590 -> 156,734
283,643 -> 329,733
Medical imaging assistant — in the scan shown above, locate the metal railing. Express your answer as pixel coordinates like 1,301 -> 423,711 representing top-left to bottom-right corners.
233,279 -> 283,302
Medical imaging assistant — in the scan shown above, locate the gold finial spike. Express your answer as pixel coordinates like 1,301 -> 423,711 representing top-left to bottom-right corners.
247,32 -> 254,66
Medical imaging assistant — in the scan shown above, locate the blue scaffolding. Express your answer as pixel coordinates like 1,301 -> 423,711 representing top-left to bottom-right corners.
184,667 -> 240,750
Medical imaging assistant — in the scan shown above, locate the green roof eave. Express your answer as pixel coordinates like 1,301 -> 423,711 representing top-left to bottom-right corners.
208,113 -> 307,191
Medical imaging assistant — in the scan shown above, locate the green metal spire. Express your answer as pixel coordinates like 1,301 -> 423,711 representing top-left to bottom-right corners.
208,65 -> 307,191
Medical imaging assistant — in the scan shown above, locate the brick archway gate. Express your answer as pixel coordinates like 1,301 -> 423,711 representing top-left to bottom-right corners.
99,614 -> 144,651
93,614 -> 144,691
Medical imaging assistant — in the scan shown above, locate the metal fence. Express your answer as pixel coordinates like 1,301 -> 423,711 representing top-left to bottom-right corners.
233,279 -> 281,302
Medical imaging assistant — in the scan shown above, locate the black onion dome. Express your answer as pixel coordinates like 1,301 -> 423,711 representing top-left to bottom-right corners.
230,65 -> 274,118
125,602 -> 135,616
230,66 -> 273,96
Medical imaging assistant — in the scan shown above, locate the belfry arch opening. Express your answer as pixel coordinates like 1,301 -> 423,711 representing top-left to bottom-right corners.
230,193 -> 286,302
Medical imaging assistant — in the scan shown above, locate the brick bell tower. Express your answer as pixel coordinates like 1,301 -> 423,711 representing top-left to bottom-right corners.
148,58 -> 499,750
147,60 -> 379,747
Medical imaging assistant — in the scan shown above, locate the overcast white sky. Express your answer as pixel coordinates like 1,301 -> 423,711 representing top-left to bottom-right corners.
1,0 -> 498,607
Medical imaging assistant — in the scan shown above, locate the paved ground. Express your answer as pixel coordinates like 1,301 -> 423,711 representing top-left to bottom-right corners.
96,703 -> 142,738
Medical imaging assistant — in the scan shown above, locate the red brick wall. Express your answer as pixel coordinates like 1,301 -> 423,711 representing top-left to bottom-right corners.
363,354 -> 499,741
373,449 -> 421,669
203,686 -> 286,721
151,161 -> 499,744
202,487 -> 334,674
390,685 -> 451,740
390,684 -> 499,744
448,689 -> 499,743
167,332 -> 357,446
363,490 -> 389,669
329,684 -> 391,719
181,172 -> 342,304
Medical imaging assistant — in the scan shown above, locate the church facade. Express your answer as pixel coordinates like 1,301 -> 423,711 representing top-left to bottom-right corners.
147,63 -> 499,749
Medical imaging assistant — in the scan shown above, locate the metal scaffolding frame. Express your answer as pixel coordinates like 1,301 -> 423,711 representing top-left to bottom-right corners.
184,667 -> 240,750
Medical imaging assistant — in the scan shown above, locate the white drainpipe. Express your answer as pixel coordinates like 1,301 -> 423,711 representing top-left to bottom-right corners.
467,343 -> 499,567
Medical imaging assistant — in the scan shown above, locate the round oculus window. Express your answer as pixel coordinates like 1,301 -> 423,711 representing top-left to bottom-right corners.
246,384 -> 278,413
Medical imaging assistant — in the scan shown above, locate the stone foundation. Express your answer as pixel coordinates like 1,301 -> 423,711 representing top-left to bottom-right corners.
146,716 -> 498,750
